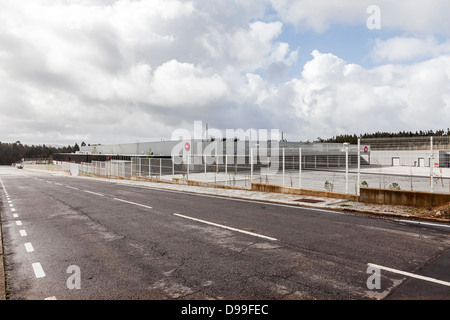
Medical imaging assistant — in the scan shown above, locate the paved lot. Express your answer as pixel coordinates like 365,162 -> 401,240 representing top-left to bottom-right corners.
0,166 -> 449,301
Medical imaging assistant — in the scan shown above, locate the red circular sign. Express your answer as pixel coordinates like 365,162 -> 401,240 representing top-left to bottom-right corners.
185,142 -> 190,151
364,146 -> 368,153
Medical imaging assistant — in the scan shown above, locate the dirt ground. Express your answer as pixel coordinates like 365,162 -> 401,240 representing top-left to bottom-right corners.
405,202 -> 450,219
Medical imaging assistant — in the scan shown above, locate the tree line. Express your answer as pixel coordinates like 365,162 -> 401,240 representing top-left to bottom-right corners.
0,141 -> 80,165
316,129 -> 450,144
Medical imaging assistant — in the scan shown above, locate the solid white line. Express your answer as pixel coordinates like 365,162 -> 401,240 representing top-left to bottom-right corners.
16,220 -> 22,226
174,213 -> 278,241
84,190 -> 104,197
368,263 -> 450,287
32,262 -> 45,278
397,219 -> 450,229
19,230 -> 27,237
24,243 -> 34,252
113,198 -> 153,209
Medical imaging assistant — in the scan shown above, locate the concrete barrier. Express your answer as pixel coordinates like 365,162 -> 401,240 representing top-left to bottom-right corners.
360,187 -> 450,207
251,183 -> 359,201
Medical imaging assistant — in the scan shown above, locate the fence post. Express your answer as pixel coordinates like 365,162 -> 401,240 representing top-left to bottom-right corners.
344,143 -> 349,194
282,148 -> 285,187
357,138 -> 361,196
250,148 -> 253,184
225,154 -> 228,185
299,148 -> 302,189
139,157 -> 141,177
430,136 -> 434,193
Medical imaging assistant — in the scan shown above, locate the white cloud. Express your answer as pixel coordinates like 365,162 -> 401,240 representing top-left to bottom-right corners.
0,0 -> 449,146
269,0 -> 450,35
254,51 -> 450,140
148,60 -> 228,107
371,36 -> 450,63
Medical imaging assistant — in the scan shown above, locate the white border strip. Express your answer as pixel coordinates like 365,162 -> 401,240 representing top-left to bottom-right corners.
174,213 -> 278,241
368,263 -> 450,287
397,219 -> 450,229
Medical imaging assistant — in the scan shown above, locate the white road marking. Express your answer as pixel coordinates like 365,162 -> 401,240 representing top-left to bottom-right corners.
24,243 -> 34,252
66,186 -> 79,190
174,213 -> 278,241
45,296 -> 57,300
367,263 -> 450,287
32,262 -> 45,278
54,183 -> 63,186
8,200 -> 12,203
11,208 -> 16,212
19,230 -> 27,237
397,219 -> 450,229
13,214 -> 18,218
16,220 -> 22,226
113,198 -> 153,209
84,190 -> 104,197
9,203 -> 13,207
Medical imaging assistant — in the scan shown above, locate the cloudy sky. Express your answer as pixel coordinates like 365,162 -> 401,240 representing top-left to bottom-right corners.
1,0 -> 450,146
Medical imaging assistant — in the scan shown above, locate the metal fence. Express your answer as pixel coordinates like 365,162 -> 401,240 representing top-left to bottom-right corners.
24,137 -> 450,196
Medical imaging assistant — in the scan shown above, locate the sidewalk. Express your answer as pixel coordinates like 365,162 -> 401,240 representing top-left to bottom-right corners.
72,173 -> 450,224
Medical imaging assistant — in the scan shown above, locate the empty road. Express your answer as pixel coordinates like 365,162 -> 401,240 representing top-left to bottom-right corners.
1,166 -> 449,301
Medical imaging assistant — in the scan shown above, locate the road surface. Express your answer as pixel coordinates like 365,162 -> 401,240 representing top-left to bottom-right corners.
0,166 -> 449,300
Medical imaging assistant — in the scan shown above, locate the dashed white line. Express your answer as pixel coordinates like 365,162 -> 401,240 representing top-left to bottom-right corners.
113,198 -> 153,209
24,243 -> 34,253
45,296 -> 57,300
19,230 -> 27,237
11,208 -> 16,212
32,262 -> 45,278
13,214 -> 18,218
84,190 -> 104,197
367,263 -> 450,287
16,220 -> 22,226
66,186 -> 79,190
174,213 -> 278,241
54,183 -> 63,186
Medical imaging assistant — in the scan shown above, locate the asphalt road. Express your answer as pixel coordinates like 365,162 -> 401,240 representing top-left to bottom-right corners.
0,166 -> 449,300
